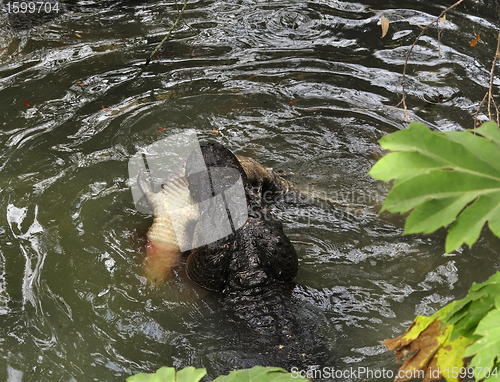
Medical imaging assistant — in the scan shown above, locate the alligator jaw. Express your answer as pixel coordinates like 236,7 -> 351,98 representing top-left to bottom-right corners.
143,241 -> 181,285
137,169 -> 182,284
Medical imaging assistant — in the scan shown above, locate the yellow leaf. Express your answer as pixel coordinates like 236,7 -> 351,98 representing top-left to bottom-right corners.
395,321 -> 451,380
381,15 -> 390,38
383,315 -> 436,354
440,14 -> 446,24
384,319 -> 455,381
433,335 -> 474,382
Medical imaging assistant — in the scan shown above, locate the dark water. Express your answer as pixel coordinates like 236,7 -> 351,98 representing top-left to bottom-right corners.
1,0 -> 500,380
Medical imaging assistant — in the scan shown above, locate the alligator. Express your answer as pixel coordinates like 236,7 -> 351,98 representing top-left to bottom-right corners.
137,142 -> 301,286
137,142 -> 331,371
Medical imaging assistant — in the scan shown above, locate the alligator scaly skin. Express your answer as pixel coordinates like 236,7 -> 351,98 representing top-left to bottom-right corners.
138,143 -> 331,372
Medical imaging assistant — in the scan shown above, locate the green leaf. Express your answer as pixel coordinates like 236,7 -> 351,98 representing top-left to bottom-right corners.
213,366 -> 307,382
484,368 -> 500,382
464,308 -> 500,375
475,308 -> 500,337
176,367 -> 208,382
368,151 -> 448,182
438,275 -> 500,340
384,272 -> 500,382
465,327 -> 500,373
383,171 -> 500,214
445,191 -> 500,253
472,120 -> 500,147
376,122 -> 500,177
452,295 -> 495,338
368,121 -> 500,252
127,367 -> 207,382
405,194 -> 477,234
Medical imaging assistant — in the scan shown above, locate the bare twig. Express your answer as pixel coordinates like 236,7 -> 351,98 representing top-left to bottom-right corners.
474,93 -> 488,128
400,0 -> 465,119
437,22 -> 443,59
145,0 -> 189,66
178,0 -> 198,36
474,29 -> 500,127
487,29 -> 500,124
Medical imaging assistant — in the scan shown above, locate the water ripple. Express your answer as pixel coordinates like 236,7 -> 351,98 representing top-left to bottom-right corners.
1,0 -> 500,379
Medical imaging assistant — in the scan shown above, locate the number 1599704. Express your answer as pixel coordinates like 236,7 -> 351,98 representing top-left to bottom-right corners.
5,1 -> 60,14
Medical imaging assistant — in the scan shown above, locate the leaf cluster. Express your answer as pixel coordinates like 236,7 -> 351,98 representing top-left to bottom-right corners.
127,365 -> 307,382
383,272 -> 500,381
369,121 -> 500,253
370,121 -> 500,381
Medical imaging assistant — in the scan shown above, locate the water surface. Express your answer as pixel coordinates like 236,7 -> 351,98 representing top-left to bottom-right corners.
1,0 -> 500,380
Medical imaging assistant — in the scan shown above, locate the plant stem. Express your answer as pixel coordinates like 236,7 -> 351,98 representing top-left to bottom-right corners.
145,0 -> 188,66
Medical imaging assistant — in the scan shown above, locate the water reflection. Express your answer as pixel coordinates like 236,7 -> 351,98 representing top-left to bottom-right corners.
1,0 -> 500,380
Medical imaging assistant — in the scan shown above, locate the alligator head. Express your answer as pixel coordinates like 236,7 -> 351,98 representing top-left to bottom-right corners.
184,142 -> 298,295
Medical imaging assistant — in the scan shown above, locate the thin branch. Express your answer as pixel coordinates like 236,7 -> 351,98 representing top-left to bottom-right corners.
474,93 -> 488,128
400,0 -> 465,119
474,28 -> 500,127
487,29 -> 500,124
179,7 -> 199,35
437,22 -> 443,60
145,0 -> 189,66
